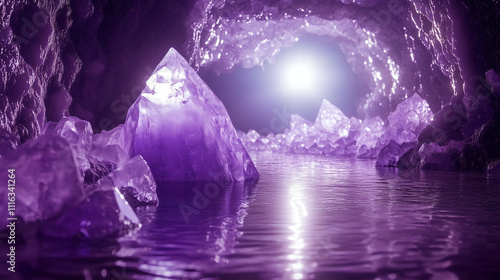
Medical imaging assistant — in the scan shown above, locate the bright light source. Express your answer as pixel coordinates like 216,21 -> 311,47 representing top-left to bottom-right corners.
278,54 -> 322,97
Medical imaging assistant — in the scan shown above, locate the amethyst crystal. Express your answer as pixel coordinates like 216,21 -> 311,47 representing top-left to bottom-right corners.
0,133 -> 85,224
315,99 -> 351,139
95,155 -> 158,207
121,48 -> 259,181
0,114 -> 158,236
44,116 -> 94,170
42,188 -> 140,239
387,94 -> 433,144
376,140 -> 416,167
239,94 -> 433,159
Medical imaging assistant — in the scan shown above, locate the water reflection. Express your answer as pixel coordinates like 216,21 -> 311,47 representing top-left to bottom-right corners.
286,182 -> 309,280
2,152 -> 500,280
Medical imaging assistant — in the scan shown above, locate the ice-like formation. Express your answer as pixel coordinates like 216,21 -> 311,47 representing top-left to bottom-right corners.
0,133 -> 85,224
239,94 -> 432,160
121,48 -> 259,181
0,115 -> 158,237
42,188 -> 140,239
44,116 -> 94,170
95,155 -> 158,207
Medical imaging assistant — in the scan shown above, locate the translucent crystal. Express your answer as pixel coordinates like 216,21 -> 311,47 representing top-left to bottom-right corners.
238,94 -> 434,161
122,48 -> 259,181
42,188 -> 140,239
92,124 -> 123,148
376,140 -> 406,167
45,116 -> 94,170
388,94 -> 433,143
96,155 -> 158,207
356,116 -> 385,149
0,133 -> 85,224
315,99 -> 351,140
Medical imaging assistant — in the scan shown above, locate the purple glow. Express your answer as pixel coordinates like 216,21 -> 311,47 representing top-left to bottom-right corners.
121,48 -> 259,182
0,1 -> 500,279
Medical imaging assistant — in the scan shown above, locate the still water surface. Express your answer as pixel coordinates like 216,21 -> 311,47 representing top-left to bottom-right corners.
4,152 -> 500,279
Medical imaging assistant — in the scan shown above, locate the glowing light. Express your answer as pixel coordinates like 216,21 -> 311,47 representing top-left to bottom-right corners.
278,53 -> 323,97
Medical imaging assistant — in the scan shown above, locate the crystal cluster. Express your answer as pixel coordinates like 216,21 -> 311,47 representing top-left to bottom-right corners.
239,94 -> 433,165
0,48 -> 260,237
121,48 -> 259,181
0,116 -> 157,237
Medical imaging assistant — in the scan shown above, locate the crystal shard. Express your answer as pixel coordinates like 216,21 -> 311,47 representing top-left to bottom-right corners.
96,155 -> 158,207
387,94 -> 433,144
42,188 -> 140,239
44,116 -> 94,170
0,133 -> 85,224
315,99 -> 351,140
122,48 -> 259,181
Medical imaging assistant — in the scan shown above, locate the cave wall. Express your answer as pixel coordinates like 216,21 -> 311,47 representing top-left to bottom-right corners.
0,0 -> 193,155
0,0 -> 499,159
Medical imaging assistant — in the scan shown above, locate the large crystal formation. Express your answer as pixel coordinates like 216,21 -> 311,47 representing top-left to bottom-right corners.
0,115 -> 157,236
0,133 -> 85,223
239,94 -> 432,160
122,48 -> 259,181
42,188 -> 140,239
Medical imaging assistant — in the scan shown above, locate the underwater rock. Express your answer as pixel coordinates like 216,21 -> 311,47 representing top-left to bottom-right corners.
122,48 -> 259,181
42,188 -> 140,239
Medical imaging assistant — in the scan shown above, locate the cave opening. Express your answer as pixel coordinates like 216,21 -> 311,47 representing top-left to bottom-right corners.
201,35 -> 367,134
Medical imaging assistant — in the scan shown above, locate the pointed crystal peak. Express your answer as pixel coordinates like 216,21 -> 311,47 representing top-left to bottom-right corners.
123,47 -> 259,181
153,47 -> 188,73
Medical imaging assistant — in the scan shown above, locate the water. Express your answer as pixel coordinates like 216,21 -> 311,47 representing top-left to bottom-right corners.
2,152 -> 500,280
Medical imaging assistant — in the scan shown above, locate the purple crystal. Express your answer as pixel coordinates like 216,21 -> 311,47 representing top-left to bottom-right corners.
121,48 -> 259,181
315,99 -> 350,140
0,133 -> 85,224
387,94 -> 433,144
42,188 -> 140,239
96,155 -> 158,207
44,116 -> 94,170
238,93 -> 433,160
377,140 -> 412,167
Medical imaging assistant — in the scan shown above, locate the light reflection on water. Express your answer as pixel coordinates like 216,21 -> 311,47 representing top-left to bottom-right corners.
2,151 -> 500,280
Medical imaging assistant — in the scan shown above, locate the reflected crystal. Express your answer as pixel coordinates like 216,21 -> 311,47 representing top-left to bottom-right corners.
42,188 -> 140,238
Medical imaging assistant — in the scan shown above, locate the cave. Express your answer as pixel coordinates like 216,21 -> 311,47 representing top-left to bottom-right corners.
1,0 -> 500,279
